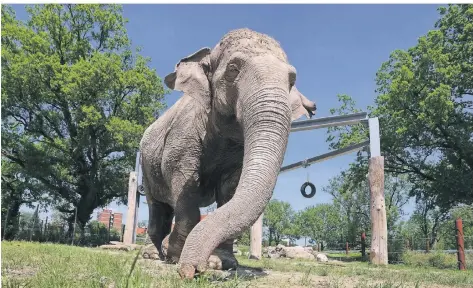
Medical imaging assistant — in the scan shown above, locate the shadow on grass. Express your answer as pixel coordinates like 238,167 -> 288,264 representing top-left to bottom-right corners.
199,264 -> 269,283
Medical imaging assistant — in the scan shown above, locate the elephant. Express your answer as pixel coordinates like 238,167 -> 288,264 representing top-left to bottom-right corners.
139,28 -> 316,279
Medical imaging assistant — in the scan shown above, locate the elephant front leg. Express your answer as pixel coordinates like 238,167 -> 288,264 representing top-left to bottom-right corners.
206,169 -> 241,270
165,194 -> 201,264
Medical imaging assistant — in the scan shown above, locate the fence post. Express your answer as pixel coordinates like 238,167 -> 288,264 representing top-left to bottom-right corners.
71,207 -> 78,245
124,172 -> 138,244
368,118 -> 388,266
44,217 -> 49,242
361,232 -> 366,261
455,218 -> 466,271
346,241 -> 349,255
426,238 -> 430,253
368,156 -> 388,265
317,242 -> 320,252
249,212 -> 263,260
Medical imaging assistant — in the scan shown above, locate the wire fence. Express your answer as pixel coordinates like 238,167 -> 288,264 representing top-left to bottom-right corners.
307,219 -> 473,270
3,213 -> 472,271
1,213 -> 127,247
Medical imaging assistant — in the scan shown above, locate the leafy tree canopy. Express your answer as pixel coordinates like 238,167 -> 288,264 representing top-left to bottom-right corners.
1,4 -> 167,229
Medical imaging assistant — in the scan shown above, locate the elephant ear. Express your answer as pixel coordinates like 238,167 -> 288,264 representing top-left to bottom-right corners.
289,86 -> 317,121
164,47 -> 212,110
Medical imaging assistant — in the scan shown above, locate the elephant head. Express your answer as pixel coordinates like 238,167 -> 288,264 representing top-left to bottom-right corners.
164,28 -> 316,278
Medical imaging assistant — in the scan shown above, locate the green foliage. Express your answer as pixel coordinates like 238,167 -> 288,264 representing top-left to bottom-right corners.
298,204 -> 343,249
236,228 -> 251,246
402,251 -> 459,269
263,199 -> 296,245
1,4 -> 167,227
326,4 -> 473,221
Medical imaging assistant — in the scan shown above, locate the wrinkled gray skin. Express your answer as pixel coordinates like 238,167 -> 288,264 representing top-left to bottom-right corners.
139,28 -> 316,279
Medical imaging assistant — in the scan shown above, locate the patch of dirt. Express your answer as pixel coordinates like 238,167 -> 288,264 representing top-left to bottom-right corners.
4,267 -> 38,279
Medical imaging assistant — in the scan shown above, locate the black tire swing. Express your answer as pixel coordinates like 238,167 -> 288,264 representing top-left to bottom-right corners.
300,159 -> 316,198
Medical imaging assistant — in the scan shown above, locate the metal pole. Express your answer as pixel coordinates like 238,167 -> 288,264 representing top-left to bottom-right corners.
455,218 -> 466,270
71,207 -> 78,245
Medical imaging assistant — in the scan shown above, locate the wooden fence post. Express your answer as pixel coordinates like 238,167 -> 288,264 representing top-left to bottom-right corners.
123,172 -> 137,245
455,218 -> 466,271
249,213 -> 263,260
361,232 -> 366,261
368,156 -> 388,265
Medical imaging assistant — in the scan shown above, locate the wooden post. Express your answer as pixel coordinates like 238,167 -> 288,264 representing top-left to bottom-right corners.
317,242 -> 320,252
249,213 -> 263,260
455,218 -> 466,271
368,156 -> 388,265
426,239 -> 430,253
361,232 -> 366,261
123,172 -> 137,245
346,241 -> 349,255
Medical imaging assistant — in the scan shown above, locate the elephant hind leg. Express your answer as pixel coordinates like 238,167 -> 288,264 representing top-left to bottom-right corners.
147,200 -> 174,260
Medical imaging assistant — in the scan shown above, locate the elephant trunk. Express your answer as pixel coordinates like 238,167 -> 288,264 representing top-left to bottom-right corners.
178,84 -> 291,276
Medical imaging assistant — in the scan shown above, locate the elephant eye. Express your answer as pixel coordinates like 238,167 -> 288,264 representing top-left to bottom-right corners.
225,63 -> 240,82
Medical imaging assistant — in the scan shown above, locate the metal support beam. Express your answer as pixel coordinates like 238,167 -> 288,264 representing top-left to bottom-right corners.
369,117 -> 381,157
291,112 -> 368,132
280,140 -> 370,173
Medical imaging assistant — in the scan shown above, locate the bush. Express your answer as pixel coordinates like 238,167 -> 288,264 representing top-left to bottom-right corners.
402,251 -> 458,269
388,237 -> 405,264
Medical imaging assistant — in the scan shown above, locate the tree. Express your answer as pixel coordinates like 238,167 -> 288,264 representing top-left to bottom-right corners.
326,4 -> 473,214
323,169 -> 410,244
1,4 -> 167,233
263,199 -> 294,245
298,204 -> 342,249
1,158 -> 46,240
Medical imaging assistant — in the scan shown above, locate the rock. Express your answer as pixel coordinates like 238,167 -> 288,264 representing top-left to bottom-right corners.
275,244 -> 285,251
316,253 -> 328,262
100,244 -> 131,252
304,246 -> 313,254
283,246 -> 315,260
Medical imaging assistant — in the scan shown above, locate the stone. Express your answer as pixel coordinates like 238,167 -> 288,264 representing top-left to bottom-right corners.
304,246 -> 313,254
316,253 -> 329,262
100,244 -> 131,252
283,246 -> 315,260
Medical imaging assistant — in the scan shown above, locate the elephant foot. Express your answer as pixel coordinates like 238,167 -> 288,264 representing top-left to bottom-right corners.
179,263 -> 196,279
163,234 -> 185,264
178,248 -> 238,279
207,248 -> 239,271
141,243 -> 160,260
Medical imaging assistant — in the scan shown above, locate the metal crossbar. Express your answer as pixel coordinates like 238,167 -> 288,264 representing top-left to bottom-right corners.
280,140 -> 370,173
291,112 -> 368,132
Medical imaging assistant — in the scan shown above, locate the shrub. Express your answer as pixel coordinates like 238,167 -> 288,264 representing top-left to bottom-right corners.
402,251 -> 458,269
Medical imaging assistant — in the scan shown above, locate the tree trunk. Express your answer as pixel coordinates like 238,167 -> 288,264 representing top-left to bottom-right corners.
2,199 -> 22,240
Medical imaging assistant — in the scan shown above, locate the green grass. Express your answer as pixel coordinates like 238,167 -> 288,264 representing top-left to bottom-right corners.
236,254 -> 473,287
2,241 -> 472,288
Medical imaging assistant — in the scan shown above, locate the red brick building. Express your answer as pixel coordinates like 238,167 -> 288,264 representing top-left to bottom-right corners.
97,209 -> 123,231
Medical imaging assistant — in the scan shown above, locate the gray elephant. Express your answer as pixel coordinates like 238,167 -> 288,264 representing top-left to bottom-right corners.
139,28 -> 316,279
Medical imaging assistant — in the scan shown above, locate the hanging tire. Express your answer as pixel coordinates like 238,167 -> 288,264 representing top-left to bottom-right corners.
300,181 -> 316,198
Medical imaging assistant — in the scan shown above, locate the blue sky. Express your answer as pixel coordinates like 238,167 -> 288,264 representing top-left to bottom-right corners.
13,4 -> 442,225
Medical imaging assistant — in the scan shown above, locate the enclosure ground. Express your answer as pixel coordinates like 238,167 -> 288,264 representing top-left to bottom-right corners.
2,241 -> 472,288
